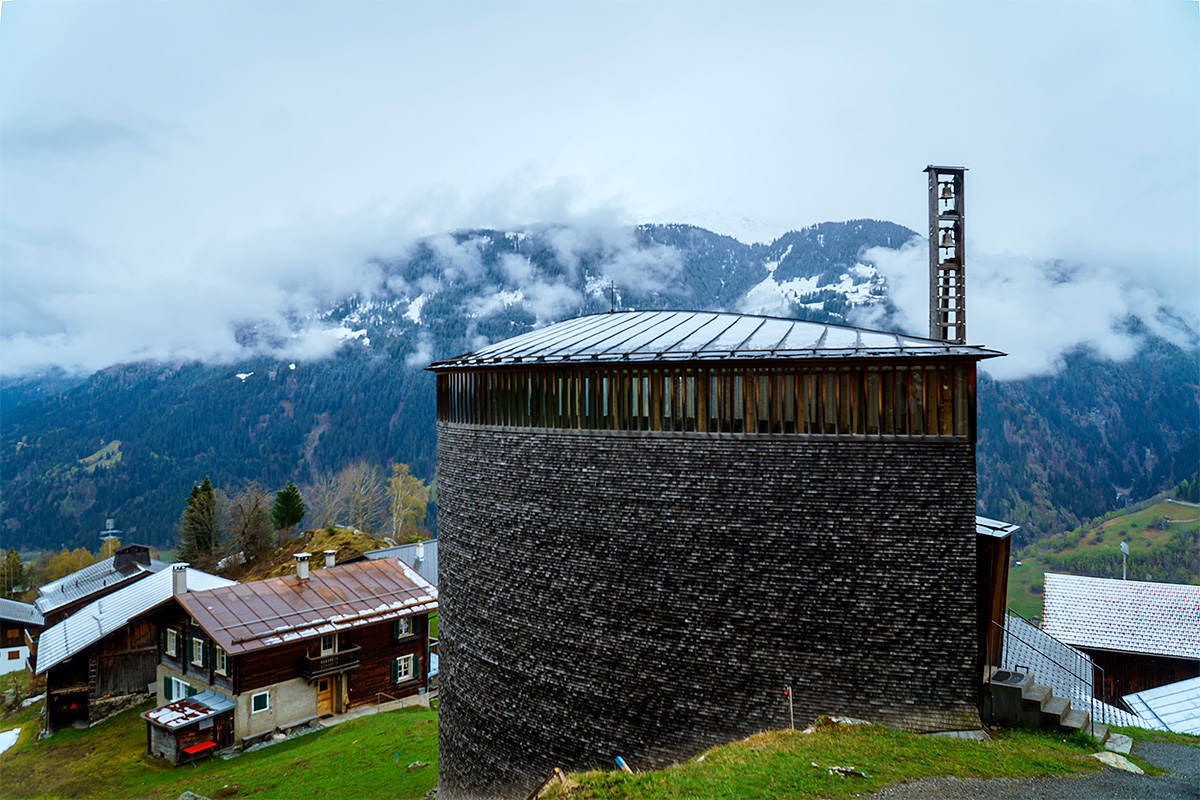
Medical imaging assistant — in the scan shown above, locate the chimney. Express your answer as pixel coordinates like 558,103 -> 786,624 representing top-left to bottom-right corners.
323,549 -> 336,568
172,563 -> 189,595
295,552 -> 311,580
414,541 -> 425,566
925,165 -> 967,343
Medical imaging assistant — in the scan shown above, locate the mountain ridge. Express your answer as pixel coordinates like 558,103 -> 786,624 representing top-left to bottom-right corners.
2,221 -> 1195,553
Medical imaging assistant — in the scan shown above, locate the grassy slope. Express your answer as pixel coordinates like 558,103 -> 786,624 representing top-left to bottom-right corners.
560,722 -> 1111,800
0,700 -> 438,800
1007,499 -> 1199,619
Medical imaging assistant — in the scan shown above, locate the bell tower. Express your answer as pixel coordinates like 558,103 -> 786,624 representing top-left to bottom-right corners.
926,165 -> 966,343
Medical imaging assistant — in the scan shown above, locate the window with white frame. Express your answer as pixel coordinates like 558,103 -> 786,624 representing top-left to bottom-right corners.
191,636 -> 205,666
165,629 -> 179,656
393,654 -> 414,683
166,676 -> 191,702
215,647 -> 229,675
395,617 -> 411,638
251,691 -> 269,713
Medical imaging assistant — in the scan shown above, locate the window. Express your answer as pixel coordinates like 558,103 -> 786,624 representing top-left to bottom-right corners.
165,676 -> 191,702
394,617 -> 412,639
191,637 -> 206,666
251,691 -> 269,713
165,629 -> 179,657
392,654 -> 414,683
215,647 -> 229,676
320,634 -> 336,655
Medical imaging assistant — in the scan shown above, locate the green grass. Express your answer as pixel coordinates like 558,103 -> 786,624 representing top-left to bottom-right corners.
559,722 -> 1107,800
0,698 -> 438,799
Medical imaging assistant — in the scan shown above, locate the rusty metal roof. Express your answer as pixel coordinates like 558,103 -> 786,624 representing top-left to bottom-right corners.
428,310 -> 1004,370
178,558 -> 438,656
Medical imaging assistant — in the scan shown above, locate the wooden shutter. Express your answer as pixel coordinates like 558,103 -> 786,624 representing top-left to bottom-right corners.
414,653 -> 422,681
187,684 -> 198,697
390,658 -> 399,684
163,676 -> 171,701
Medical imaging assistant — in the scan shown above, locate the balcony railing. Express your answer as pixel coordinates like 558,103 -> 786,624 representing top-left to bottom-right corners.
301,644 -> 362,681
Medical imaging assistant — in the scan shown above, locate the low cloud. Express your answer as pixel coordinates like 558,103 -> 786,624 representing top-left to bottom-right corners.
860,239 -> 1197,380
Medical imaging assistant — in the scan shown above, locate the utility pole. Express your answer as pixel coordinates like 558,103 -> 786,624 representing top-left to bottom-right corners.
784,686 -> 794,730
1120,540 -> 1129,580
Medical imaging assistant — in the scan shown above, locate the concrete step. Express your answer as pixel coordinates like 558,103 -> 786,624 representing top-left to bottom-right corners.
1022,683 -> 1052,706
1040,696 -> 1070,728
1061,707 -> 1088,733
1091,723 -> 1111,746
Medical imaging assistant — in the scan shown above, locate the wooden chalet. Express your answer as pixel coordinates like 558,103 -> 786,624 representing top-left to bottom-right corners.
142,689 -> 236,764
0,598 -> 43,677
34,565 -> 234,733
1041,573 -> 1200,700
149,552 -> 437,755
34,544 -> 166,628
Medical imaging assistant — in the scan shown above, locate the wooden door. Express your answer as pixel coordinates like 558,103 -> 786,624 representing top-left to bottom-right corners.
317,678 -> 333,715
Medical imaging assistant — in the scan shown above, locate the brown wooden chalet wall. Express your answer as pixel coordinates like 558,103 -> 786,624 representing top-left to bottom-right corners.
437,424 -> 981,800
162,607 -> 430,703
344,614 -> 429,708
49,618 -> 158,699
148,709 -> 234,764
1085,648 -> 1200,701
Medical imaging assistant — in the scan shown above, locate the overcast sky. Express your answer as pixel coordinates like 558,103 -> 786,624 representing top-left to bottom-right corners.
1,1 -> 1197,379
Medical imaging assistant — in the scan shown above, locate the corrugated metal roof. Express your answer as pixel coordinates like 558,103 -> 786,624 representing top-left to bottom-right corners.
35,568 -> 236,674
363,540 -> 438,587
142,688 -> 236,730
976,516 -> 1019,538
179,558 -> 438,656
428,310 -> 1004,370
1041,573 -> 1200,660
1123,676 -> 1200,735
0,598 -> 44,627
34,556 -> 168,616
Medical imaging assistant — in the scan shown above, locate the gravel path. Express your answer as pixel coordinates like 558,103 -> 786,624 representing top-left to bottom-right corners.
855,741 -> 1199,800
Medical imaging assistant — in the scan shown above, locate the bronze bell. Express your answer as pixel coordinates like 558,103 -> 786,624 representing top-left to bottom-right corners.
939,182 -> 954,199
940,229 -> 956,247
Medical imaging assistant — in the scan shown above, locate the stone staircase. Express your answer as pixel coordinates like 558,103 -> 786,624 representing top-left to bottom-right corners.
985,666 -> 1110,745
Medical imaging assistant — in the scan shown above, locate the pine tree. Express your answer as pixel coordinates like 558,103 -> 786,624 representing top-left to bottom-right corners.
270,481 -> 306,532
177,477 -> 220,570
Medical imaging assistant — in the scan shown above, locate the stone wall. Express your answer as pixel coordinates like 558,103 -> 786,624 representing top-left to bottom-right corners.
437,424 -> 981,799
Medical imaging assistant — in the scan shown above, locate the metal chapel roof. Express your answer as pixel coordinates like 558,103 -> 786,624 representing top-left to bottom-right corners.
429,310 -> 1004,370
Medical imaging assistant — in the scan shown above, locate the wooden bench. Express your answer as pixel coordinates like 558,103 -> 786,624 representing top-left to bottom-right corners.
276,715 -> 318,735
182,740 -> 216,755
240,730 -> 274,749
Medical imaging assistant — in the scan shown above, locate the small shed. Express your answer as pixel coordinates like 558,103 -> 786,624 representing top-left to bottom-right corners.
142,689 -> 235,764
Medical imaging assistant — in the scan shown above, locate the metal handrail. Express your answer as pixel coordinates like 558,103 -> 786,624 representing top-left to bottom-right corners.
375,691 -> 400,711
988,615 -> 1107,740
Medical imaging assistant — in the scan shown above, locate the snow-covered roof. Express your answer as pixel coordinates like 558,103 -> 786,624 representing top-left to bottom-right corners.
1041,573 -> 1200,660
34,555 -> 167,616
1123,676 -> 1200,735
0,598 -> 44,627
142,689 -> 235,730
35,567 -> 236,674
178,558 -> 438,656
429,310 -> 1003,370
363,540 -> 438,587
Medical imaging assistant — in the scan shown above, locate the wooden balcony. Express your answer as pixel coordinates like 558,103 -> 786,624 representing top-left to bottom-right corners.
301,644 -> 362,681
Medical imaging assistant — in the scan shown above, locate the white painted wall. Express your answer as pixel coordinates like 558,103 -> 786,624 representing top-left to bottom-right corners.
0,646 -> 30,675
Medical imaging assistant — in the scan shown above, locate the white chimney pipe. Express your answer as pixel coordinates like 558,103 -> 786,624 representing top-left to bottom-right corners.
172,563 -> 189,595
416,542 -> 425,560
323,549 -> 336,568
295,552 -> 311,580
